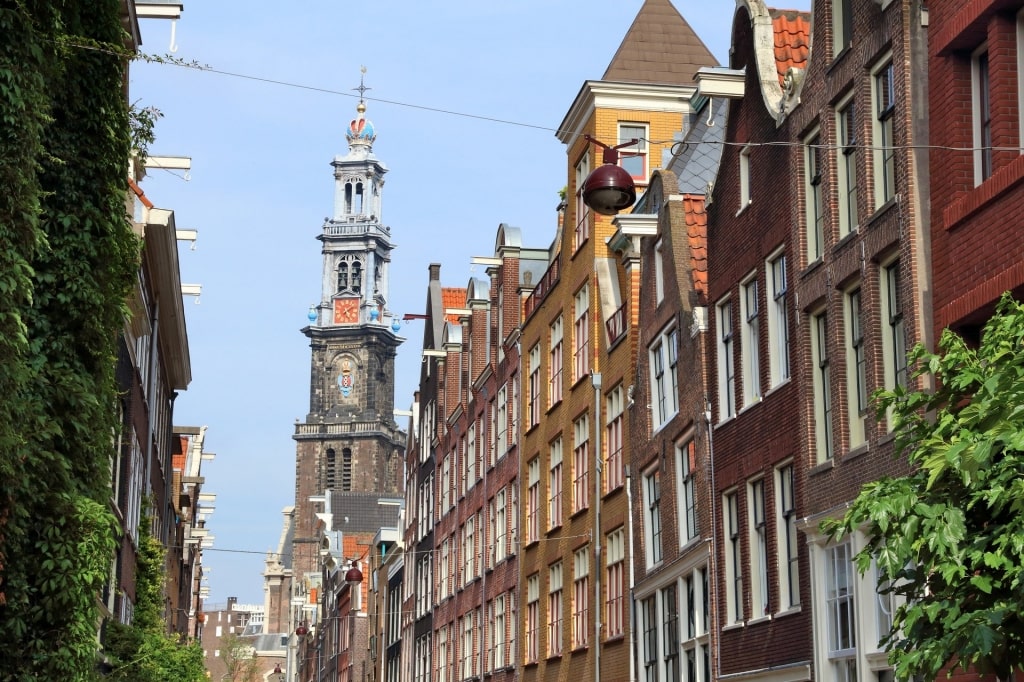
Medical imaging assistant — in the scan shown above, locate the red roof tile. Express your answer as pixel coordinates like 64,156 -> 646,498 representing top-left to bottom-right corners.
682,194 -> 708,305
441,287 -> 467,324
770,9 -> 811,87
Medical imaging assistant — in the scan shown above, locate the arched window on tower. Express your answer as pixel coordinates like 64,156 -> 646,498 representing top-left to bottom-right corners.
326,448 -> 337,490
354,182 -> 364,214
342,448 -> 353,491
337,262 -> 349,293
344,182 -> 353,214
350,261 -> 362,295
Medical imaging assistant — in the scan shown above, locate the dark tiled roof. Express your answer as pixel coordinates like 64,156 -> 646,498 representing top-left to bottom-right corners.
667,96 -> 727,195
327,491 -> 402,533
603,0 -> 718,85
770,9 -> 811,86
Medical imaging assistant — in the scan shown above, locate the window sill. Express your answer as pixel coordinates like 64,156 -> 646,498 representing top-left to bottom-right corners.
546,398 -> 562,413
867,196 -> 897,226
722,621 -> 745,632
843,443 -> 869,462
943,154 -> 1024,231
809,458 -> 835,476
775,606 -> 802,619
747,614 -> 772,626
828,45 -> 853,72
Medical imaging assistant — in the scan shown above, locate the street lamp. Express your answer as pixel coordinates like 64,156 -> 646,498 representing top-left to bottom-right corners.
273,663 -> 284,682
580,134 -> 639,215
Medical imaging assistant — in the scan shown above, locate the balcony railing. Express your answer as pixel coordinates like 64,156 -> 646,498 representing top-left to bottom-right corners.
524,254 -> 561,319
605,301 -> 628,346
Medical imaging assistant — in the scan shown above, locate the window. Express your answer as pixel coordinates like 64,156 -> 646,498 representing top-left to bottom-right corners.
549,437 -> 563,529
776,464 -> 800,610
466,421 -> 477,492
873,59 -> 896,205
812,311 -> 834,461
574,285 -> 590,381
492,488 -> 507,565
548,562 -> 564,656
650,325 -> 680,428
805,132 -> 825,262
724,491 -> 743,624
654,239 -> 665,305
573,547 -> 589,648
643,468 -> 663,566
462,513 -> 477,584
605,386 -> 625,492
575,151 -> 591,250
496,383 -> 508,458
676,439 -> 698,544
526,574 -> 539,663
619,123 -> 649,180
663,585 -> 681,682
717,300 -> 736,420
441,453 -> 452,510
415,633 -> 432,682
741,277 -> 761,406
528,345 -> 541,428
681,567 -> 711,682
749,479 -> 769,618
572,414 -> 590,512
973,46 -> 993,184
549,316 -> 564,406
642,596 -> 659,682
461,611 -> 477,680
881,261 -> 908,401
846,288 -> 867,448
768,253 -> 790,387
837,99 -> 859,237
510,372 -> 520,446
739,145 -> 752,210
606,528 -> 626,637
832,0 -> 852,56
826,542 -> 857,680
439,537 -> 451,599
490,594 -> 507,671
527,457 -> 540,543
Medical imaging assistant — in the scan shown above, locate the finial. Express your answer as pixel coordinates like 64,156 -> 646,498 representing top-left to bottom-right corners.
353,66 -> 371,107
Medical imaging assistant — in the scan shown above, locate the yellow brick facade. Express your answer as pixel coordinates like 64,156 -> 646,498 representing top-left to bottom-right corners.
518,98 -> 694,682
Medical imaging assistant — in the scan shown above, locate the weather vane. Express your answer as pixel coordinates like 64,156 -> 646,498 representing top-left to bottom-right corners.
353,66 -> 371,104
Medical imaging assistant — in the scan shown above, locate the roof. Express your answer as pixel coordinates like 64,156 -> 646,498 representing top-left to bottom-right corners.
682,194 -> 708,305
441,287 -> 466,323
770,9 -> 811,86
667,96 -> 727,195
602,0 -> 718,85
327,491 -> 402,533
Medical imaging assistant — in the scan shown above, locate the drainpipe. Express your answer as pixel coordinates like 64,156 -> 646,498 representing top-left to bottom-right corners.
625,464 -> 637,682
592,372 -> 602,682
705,399 -> 721,682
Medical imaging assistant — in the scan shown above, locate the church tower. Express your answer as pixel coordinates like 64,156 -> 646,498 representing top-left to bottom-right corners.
291,86 -> 406,581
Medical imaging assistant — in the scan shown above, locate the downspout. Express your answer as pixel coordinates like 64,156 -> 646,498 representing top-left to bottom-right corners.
625,464 -> 637,682
592,371 -> 602,682
143,299 -> 160,510
705,398 -> 721,682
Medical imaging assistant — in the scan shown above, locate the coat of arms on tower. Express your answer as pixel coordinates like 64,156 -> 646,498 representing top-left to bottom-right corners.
337,358 -> 356,398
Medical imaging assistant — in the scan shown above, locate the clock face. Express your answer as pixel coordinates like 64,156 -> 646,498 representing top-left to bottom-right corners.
333,297 -> 359,324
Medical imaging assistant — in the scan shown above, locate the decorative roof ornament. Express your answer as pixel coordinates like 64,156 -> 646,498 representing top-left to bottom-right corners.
346,66 -> 376,151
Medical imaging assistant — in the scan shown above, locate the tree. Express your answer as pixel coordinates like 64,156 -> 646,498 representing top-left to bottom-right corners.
0,1 -> 140,678
220,633 -> 260,682
823,293 -> 1024,681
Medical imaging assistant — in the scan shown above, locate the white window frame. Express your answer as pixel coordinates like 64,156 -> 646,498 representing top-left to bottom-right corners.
605,385 -> 625,492
880,259 -> 908,429
805,130 -> 825,263
574,150 -> 591,251
527,457 -> 540,543
675,438 -> 698,545
549,438 -> 563,530
832,0 -> 853,56
548,561 -> 564,656
606,528 -> 626,637
654,238 -> 665,305
526,573 -> 540,663
812,309 -> 834,462
836,96 -> 859,237
549,315 -> 564,406
717,298 -> 736,421
724,490 -> 743,624
572,413 -> 589,513
573,546 -> 590,648
872,56 -> 897,207
681,567 -> 711,682
739,145 -> 752,212
574,284 -> 590,382
845,286 -> 867,449
649,324 -> 680,429
767,251 -> 790,387
619,122 -> 649,181
528,344 -> 541,427
775,462 -> 800,611
748,478 -> 769,618
496,383 -> 508,458
741,274 -> 761,407
643,467 -> 663,567
972,43 -> 993,185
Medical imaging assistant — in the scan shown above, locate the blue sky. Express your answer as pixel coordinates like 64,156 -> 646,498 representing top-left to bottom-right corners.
130,1 -> 764,607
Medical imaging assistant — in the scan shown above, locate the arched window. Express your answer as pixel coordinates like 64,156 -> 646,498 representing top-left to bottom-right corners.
342,448 -> 353,491
350,261 -> 362,294
337,263 -> 348,292
326,448 -> 337,490
354,182 -> 364,214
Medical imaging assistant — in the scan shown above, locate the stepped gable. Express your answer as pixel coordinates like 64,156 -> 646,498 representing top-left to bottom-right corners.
602,0 -> 718,84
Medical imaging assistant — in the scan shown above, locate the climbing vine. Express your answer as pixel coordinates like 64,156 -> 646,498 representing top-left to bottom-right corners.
0,0 -> 144,678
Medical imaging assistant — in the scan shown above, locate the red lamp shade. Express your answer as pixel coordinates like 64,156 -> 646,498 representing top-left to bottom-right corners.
581,164 -> 636,215
274,664 -> 283,673
295,623 -> 309,636
345,565 -> 364,584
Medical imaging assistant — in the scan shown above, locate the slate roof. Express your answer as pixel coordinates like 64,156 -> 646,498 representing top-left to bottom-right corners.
602,0 -> 718,85
327,491 -> 402,533
770,8 -> 811,86
667,96 -> 727,195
